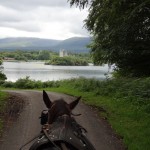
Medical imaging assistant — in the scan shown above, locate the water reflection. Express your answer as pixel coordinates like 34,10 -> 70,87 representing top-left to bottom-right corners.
3,61 -> 110,82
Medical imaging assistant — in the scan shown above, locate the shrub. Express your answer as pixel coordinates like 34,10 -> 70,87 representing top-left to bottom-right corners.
33,81 -> 43,89
15,76 -> 35,89
43,81 -> 60,88
59,77 -> 150,112
0,72 -> 7,81
46,56 -> 88,66
2,81 -> 14,88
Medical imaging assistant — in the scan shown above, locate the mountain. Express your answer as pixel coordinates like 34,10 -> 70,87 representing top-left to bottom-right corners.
0,37 -> 91,53
51,37 -> 91,53
0,37 -> 61,50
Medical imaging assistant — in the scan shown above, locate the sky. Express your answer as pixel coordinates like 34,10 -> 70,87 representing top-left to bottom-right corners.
0,0 -> 89,40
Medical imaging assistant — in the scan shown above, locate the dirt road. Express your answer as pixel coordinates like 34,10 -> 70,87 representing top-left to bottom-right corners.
0,90 -> 124,150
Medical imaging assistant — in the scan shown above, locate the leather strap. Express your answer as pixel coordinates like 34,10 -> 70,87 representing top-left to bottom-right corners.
43,128 -> 61,150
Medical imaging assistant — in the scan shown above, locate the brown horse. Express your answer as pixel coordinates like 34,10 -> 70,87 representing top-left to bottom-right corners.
43,90 -> 81,125
28,90 -> 95,150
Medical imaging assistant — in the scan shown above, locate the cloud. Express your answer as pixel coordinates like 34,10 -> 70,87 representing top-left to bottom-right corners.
0,21 -> 41,32
0,5 -> 41,32
0,0 -> 69,10
0,0 -> 89,39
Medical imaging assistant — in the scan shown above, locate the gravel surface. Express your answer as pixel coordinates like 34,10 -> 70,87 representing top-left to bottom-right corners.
0,90 -> 125,150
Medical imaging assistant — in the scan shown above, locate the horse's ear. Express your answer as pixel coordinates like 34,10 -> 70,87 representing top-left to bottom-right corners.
43,90 -> 52,108
69,96 -> 81,110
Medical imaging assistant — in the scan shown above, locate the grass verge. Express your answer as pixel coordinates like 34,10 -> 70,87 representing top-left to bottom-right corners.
0,90 -> 8,135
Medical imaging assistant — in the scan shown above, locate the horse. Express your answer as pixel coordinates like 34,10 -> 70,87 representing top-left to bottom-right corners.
20,90 -> 95,150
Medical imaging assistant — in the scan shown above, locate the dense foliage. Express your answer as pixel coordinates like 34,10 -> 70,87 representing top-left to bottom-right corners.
0,59 -> 7,82
0,50 -> 53,61
69,0 -> 150,77
38,50 -> 51,60
1,76 -> 60,89
0,51 -> 91,64
0,73 -> 7,82
45,56 -> 88,66
1,77 -> 150,112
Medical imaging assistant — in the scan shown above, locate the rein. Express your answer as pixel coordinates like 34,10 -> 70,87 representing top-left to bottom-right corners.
42,128 -> 61,150
19,133 -> 42,150
19,127 -> 63,150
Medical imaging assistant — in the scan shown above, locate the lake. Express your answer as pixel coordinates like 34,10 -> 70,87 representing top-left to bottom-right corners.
2,61 -> 111,82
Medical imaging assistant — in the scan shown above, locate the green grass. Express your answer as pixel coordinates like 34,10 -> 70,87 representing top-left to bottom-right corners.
0,77 -> 150,149
0,90 -> 8,112
0,90 -> 8,135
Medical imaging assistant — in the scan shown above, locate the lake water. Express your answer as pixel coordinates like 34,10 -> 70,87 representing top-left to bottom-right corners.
2,61 -> 111,82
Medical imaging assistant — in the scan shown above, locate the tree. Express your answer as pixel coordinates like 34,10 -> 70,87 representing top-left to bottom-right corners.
0,59 -> 7,82
38,50 -> 50,60
68,0 -> 150,77
0,60 -> 2,65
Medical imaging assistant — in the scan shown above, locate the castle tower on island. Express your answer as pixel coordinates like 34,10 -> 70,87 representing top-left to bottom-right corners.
59,49 -> 68,57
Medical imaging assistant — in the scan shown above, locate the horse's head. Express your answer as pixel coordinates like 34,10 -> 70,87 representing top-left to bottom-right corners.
43,90 -> 81,124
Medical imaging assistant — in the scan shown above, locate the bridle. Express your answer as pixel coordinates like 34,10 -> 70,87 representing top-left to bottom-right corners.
47,102 -> 81,125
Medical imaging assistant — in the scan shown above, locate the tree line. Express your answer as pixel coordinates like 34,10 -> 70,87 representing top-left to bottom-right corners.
0,50 -> 91,62
0,50 -> 52,61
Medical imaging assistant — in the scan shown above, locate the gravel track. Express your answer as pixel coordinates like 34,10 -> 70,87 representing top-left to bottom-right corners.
0,90 -> 125,150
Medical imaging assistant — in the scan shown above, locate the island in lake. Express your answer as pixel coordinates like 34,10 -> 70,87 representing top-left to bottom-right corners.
45,56 -> 88,66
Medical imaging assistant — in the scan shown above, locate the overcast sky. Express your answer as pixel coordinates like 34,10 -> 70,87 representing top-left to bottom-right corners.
0,0 -> 89,40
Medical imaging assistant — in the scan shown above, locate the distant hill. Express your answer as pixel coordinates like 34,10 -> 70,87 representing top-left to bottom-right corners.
51,37 -> 91,53
0,37 -> 91,53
